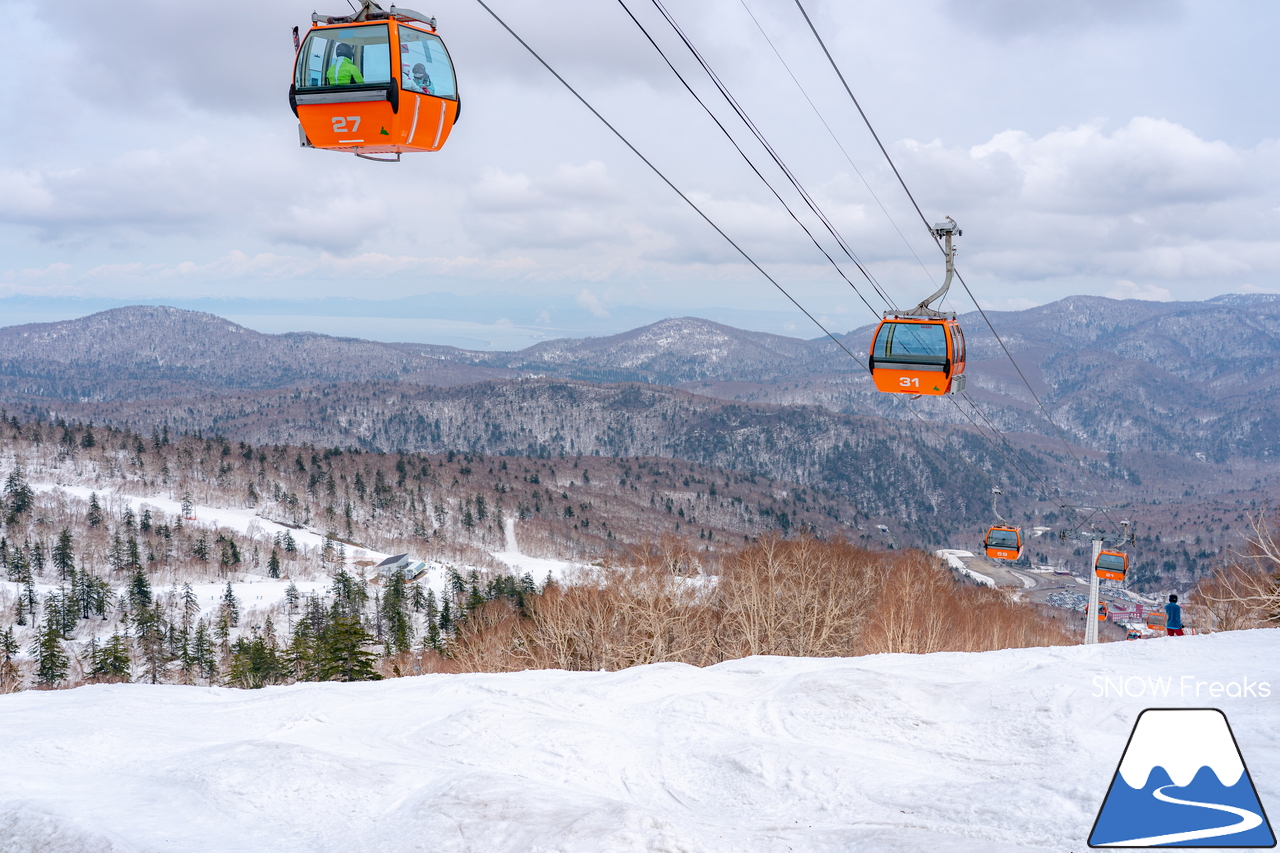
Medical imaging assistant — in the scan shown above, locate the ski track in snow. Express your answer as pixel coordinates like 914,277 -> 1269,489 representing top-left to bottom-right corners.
1,630 -> 1277,852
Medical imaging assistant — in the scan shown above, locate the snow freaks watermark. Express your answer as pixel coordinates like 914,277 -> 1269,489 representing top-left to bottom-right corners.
1088,709 -> 1276,848
1091,675 -> 1272,699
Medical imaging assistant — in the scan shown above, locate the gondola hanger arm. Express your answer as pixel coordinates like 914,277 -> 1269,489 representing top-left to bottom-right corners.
904,216 -> 960,318
313,0 -> 435,26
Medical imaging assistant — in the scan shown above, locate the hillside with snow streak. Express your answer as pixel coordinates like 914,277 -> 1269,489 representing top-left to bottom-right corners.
1,630 -> 1277,852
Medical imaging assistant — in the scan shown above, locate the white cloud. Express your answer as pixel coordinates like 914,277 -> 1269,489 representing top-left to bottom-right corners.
576,288 -> 609,317
1106,280 -> 1173,301
3,0 -> 1280,315
17,263 -> 72,279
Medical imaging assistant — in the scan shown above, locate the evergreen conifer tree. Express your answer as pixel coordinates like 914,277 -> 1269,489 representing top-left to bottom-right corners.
88,575 -> 113,620
317,613 -> 380,682
268,548 -> 281,579
108,532 -> 125,572
8,543 -> 27,585
129,566 -> 152,611
438,599 -> 452,636
52,528 -> 75,580
330,569 -> 367,618
289,600 -> 324,682
134,604 -> 169,684
86,492 -> 103,527
380,570 -> 412,655
52,585 -> 76,638
424,588 -> 441,650
221,582 -> 240,627
22,572 -> 38,621
126,536 -> 142,571
4,464 -> 33,524
219,537 -> 240,568
226,634 -> 285,689
176,624 -> 194,683
28,541 -> 44,577
181,583 -> 199,626
0,626 -> 20,692
30,612 -> 69,687
87,633 -> 132,683
192,621 -> 217,682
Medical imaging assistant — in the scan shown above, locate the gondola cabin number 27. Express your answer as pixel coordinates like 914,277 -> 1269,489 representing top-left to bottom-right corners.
289,1 -> 460,161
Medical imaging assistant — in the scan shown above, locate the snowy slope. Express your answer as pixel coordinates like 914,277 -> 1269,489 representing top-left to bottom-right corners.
29,482 -> 391,564
1,631 -> 1277,852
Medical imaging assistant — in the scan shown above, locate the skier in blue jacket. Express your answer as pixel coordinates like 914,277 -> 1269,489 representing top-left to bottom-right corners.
1165,594 -> 1184,636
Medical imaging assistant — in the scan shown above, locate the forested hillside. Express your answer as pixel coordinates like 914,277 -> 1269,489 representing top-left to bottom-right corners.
0,300 -> 1272,585
0,416 -> 1063,693
14,378 -> 1081,544
4,296 -> 1280,464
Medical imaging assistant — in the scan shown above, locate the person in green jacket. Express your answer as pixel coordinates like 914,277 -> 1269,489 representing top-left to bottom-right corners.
326,44 -> 363,85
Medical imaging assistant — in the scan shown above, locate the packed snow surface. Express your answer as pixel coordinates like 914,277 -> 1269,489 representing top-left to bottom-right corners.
1,631 -> 1277,852
936,548 -> 994,587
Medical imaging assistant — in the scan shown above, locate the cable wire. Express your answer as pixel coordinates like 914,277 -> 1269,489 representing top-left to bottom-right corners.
792,0 -> 1123,532
738,0 -> 937,290
470,0 -> 1000,492
632,0 -> 896,311
957,392 -> 1063,506
613,0 -> 882,315
653,0 -> 1063,508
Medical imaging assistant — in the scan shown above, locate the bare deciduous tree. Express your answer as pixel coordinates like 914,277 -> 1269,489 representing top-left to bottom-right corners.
1193,513 -> 1280,632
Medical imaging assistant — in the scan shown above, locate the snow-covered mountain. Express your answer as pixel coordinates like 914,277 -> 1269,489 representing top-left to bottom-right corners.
5,296 -> 1280,461
0,305 -> 509,400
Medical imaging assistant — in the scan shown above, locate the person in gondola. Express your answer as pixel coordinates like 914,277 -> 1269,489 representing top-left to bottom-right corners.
326,43 -> 364,85
405,62 -> 433,95
1165,594 -> 1184,637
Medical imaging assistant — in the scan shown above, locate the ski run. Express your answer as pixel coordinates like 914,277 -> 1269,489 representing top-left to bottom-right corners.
1,628 -> 1276,852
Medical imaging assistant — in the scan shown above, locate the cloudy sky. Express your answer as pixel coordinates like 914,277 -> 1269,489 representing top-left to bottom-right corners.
2,0 -> 1277,346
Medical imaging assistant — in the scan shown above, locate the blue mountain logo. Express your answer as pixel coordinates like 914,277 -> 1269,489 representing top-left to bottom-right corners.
1090,708 -> 1276,848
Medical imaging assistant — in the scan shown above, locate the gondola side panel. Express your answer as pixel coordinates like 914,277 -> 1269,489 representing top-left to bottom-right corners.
401,94 -> 458,152
297,100 -> 399,151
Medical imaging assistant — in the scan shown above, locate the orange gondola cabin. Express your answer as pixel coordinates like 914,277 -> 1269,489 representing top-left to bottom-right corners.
869,316 -> 966,396
1098,601 -> 1109,621
290,1 -> 459,161
868,217 -> 967,396
983,525 -> 1022,561
1094,549 -> 1128,582
1145,610 -> 1166,631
